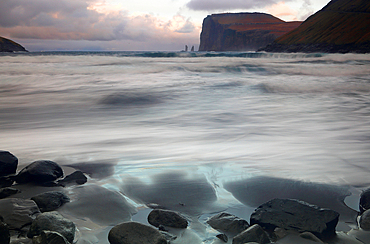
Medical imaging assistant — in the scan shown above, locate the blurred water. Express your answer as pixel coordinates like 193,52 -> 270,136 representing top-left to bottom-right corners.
1,51 -> 370,187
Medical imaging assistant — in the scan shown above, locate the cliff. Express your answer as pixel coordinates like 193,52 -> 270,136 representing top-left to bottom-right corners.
0,36 -> 27,52
198,13 -> 302,51
261,0 -> 370,53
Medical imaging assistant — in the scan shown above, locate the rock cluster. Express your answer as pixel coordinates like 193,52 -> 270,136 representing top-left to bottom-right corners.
0,150 -> 87,244
2,150 -> 370,244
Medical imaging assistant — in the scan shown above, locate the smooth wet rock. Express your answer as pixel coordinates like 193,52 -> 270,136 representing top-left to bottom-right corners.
0,176 -> 14,188
0,198 -> 40,229
0,216 -> 10,244
359,209 -> 370,230
31,191 -> 70,212
216,233 -> 228,242
59,185 -> 136,226
148,209 -> 188,229
0,151 -> 18,177
32,230 -> 70,244
207,212 -> 250,235
57,171 -> 87,187
0,187 -> 20,199
232,224 -> 270,244
108,221 -> 167,244
16,160 -> 63,184
250,198 -> 339,240
27,212 -> 75,243
360,188 -> 370,214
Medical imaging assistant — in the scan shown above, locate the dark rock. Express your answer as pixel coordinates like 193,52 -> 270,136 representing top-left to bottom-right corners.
57,171 -> 87,187
359,209 -> 370,230
0,176 -> 15,188
108,221 -> 167,244
32,230 -> 70,244
16,160 -> 64,184
0,198 -> 40,230
148,209 -> 188,229
216,233 -> 228,242
207,212 -> 249,235
199,13 -> 301,51
360,188 -> 370,214
0,36 -> 27,52
0,187 -> 20,199
0,216 -> 10,244
250,199 -> 339,240
27,212 -> 75,243
31,191 -> 70,212
232,224 -> 270,244
0,151 -> 18,177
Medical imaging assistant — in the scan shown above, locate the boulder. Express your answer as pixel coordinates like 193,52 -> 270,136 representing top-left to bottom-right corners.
0,187 -> 20,199
108,221 -> 167,244
216,233 -> 228,242
148,209 -> 188,229
31,191 -> 70,212
0,176 -> 14,188
0,216 -> 10,244
299,232 -> 324,243
0,198 -> 40,229
0,151 -> 18,177
232,224 -> 270,244
32,230 -> 70,244
57,171 -> 87,187
207,212 -> 250,235
27,212 -> 75,243
359,209 -> 370,230
16,160 -> 63,184
360,188 -> 370,214
250,199 -> 339,240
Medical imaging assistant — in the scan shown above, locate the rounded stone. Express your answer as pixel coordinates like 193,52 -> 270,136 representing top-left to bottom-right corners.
148,209 -> 188,229
0,151 -> 18,177
16,160 -> 63,184
360,188 -> 370,214
108,221 -> 167,244
359,209 -> 370,230
27,212 -> 75,243
31,191 -> 70,212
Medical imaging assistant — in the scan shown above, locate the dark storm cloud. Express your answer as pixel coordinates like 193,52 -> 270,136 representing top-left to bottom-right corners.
0,0 -> 94,27
186,0 -> 284,11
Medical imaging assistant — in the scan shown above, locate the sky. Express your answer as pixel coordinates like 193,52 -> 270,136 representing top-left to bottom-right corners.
0,0 -> 331,51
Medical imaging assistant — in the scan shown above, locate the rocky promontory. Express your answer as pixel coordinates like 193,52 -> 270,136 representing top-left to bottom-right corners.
261,0 -> 370,53
198,13 -> 302,51
0,36 -> 27,52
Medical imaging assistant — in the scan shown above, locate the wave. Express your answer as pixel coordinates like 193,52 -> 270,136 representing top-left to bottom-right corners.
99,91 -> 162,107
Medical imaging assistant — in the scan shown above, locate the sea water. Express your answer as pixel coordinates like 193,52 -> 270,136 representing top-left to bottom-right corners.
1,51 -> 370,243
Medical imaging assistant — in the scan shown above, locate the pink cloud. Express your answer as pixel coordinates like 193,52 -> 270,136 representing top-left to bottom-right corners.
266,1 -> 298,21
0,0 -> 200,50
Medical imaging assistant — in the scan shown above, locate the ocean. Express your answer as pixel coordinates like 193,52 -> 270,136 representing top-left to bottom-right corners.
1,51 -> 370,243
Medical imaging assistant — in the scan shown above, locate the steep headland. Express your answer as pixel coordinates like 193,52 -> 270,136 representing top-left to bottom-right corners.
198,13 -> 302,51
261,0 -> 370,53
0,36 -> 27,52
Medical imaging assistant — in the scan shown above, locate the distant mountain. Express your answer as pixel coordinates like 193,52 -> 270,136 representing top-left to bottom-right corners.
0,36 -> 27,52
198,13 -> 302,51
261,0 -> 370,53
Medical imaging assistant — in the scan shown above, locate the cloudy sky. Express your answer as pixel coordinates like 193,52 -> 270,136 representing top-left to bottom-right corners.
0,0 -> 330,51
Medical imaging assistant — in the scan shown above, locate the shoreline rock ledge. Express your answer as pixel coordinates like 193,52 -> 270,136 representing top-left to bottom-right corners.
250,198 -> 339,240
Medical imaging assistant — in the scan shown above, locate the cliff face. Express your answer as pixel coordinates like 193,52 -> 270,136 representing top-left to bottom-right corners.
198,13 -> 302,51
261,0 -> 370,53
0,36 -> 27,52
